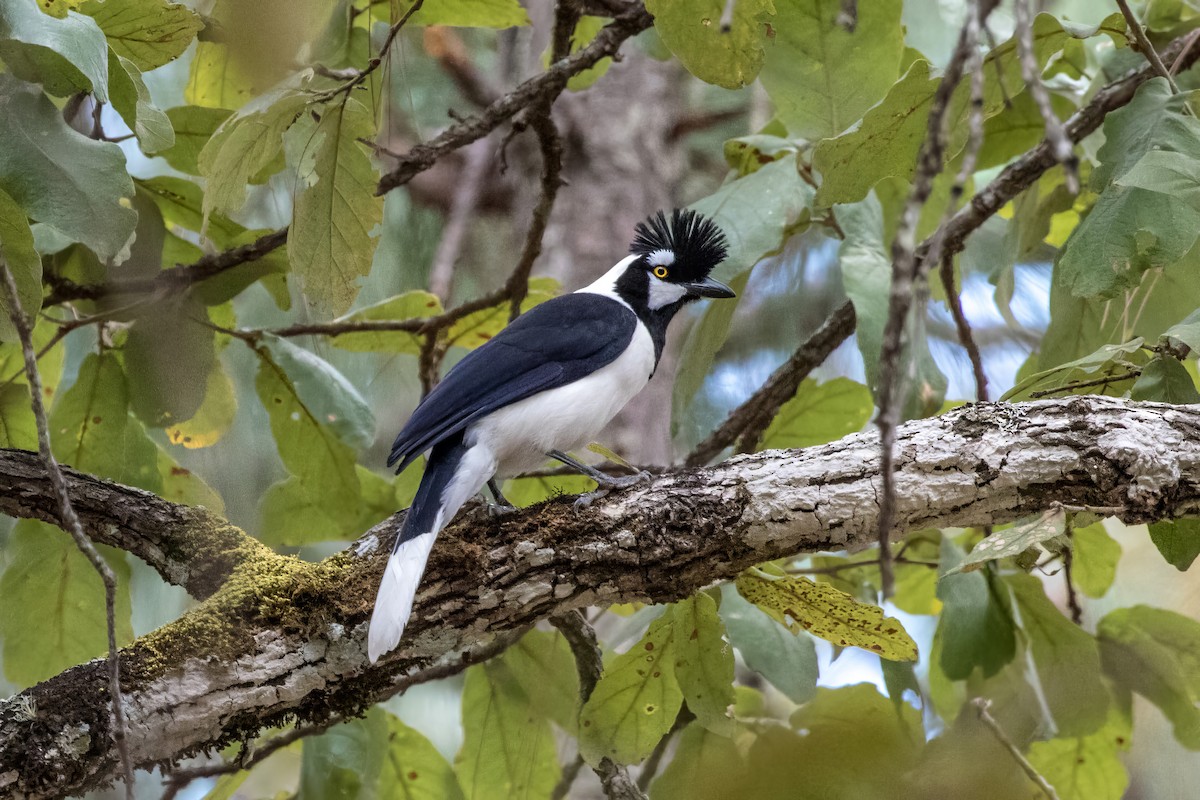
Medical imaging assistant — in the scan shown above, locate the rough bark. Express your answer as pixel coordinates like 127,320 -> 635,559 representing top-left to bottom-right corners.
3,396 -> 1200,799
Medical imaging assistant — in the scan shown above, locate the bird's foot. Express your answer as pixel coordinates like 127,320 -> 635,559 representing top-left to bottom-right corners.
572,470 -> 651,509
486,501 -> 519,518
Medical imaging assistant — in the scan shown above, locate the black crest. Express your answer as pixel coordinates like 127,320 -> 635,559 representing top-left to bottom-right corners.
629,209 -> 729,280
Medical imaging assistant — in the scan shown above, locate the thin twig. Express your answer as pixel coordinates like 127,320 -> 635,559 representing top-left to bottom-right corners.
1014,0 -> 1080,192
940,252 -> 988,401
1116,0 -> 1181,91
507,110 -> 564,321
973,698 -> 1061,799
877,0 -> 1001,598
551,754 -> 587,800
685,300 -> 857,467
0,262 -> 135,797
376,5 -> 653,195
551,611 -> 647,800
1062,539 -> 1083,626
427,135 -> 496,302
1027,369 -> 1141,398
312,0 -> 426,102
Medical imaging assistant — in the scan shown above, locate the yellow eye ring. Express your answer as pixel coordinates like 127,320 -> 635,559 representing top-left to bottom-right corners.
652,266 -> 669,279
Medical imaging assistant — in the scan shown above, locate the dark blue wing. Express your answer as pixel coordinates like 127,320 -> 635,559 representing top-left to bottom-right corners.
388,292 -> 638,472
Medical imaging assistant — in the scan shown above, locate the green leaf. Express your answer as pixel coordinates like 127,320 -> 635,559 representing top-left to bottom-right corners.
758,377 -> 873,450
185,40 -> 259,109
160,106 -> 232,176
672,593 -> 735,736
1162,306 -> 1200,352
541,15 -> 613,91
814,14 -> 1093,206
1072,522 -> 1120,598
1114,148 -> 1200,210
764,683 -> 922,797
1041,248 -> 1200,369
156,445 -> 224,512
165,361 -> 237,449
107,50 -> 174,154
0,184 -> 41,342
1132,355 -> 1200,403
380,712 -> 465,800
579,609 -> 683,766
1027,711 -> 1131,800
260,475 -> 348,546
124,295 -> 215,427
0,74 -> 136,262
1005,338 -> 1145,401
0,0 -> 108,99
649,723 -> 746,800
300,709 -> 387,799
719,584 -> 818,704
1148,518 -> 1200,571
760,0 -> 903,139
0,520 -> 132,687
646,0 -> 773,89
502,628 -> 581,733
287,97 -> 383,314
936,536 -> 1016,679
328,290 -> 444,353
254,339 -> 363,521
977,88 -> 1078,170
0,383 -> 36,449
1098,605 -> 1200,749
198,89 -> 307,217
736,567 -> 918,661
256,334 -> 375,450
1092,78 -> 1200,189
456,660 -> 560,800
403,0 -> 530,28
1006,572 -> 1108,737
49,352 -> 159,490
947,508 -> 1066,575
446,277 -> 560,349
80,0 -> 202,71
136,175 -> 244,247
836,194 -> 947,418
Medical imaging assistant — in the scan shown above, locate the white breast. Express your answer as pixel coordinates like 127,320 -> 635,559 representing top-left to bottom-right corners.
467,320 -> 656,477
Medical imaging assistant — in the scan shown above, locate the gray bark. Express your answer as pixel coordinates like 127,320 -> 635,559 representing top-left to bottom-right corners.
2,396 -> 1199,798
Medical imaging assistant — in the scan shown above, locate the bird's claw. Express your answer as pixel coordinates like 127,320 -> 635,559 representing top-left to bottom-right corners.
573,470 -> 651,510
487,502 -> 518,518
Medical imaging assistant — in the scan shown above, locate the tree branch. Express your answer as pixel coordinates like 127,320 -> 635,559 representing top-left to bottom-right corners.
0,448 -> 271,599
2,397 -> 1199,798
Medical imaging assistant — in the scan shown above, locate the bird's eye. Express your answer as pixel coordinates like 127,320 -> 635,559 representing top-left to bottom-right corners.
652,265 -> 669,279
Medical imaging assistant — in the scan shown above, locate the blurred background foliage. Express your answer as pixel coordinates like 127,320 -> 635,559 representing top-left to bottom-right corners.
4,0 -> 1200,798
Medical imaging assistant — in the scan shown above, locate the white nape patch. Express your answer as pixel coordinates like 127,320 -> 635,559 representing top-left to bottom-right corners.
647,275 -> 689,310
576,254 -> 639,310
647,249 -> 675,267
368,531 -> 437,662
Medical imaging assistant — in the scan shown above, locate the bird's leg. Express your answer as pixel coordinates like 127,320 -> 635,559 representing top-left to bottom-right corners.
547,449 -> 651,508
485,478 -> 518,517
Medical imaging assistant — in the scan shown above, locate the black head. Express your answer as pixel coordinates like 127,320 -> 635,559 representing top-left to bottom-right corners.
612,209 -> 735,364
630,209 -> 732,294
615,209 -> 734,314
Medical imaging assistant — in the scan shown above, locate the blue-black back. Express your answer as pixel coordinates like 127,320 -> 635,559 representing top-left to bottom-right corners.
388,292 -> 638,472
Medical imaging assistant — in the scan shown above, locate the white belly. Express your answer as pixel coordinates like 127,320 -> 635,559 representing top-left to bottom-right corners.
467,321 -> 656,477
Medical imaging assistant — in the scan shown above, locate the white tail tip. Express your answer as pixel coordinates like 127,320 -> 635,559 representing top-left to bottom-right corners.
368,532 -> 437,663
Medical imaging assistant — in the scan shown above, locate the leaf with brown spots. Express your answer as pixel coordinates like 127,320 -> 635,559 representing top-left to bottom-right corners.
579,608 -> 683,766
673,592 -> 735,736
736,566 -> 918,661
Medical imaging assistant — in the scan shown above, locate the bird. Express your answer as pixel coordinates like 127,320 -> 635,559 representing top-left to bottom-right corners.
367,208 -> 734,662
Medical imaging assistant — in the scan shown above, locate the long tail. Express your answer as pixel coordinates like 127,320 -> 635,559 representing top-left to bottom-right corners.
368,434 -> 490,662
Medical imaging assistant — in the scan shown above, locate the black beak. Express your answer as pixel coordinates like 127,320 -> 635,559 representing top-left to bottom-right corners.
684,276 -> 736,299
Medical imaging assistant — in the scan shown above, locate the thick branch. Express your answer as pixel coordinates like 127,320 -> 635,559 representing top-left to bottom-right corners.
0,448 -> 269,599
2,397 -> 1199,798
